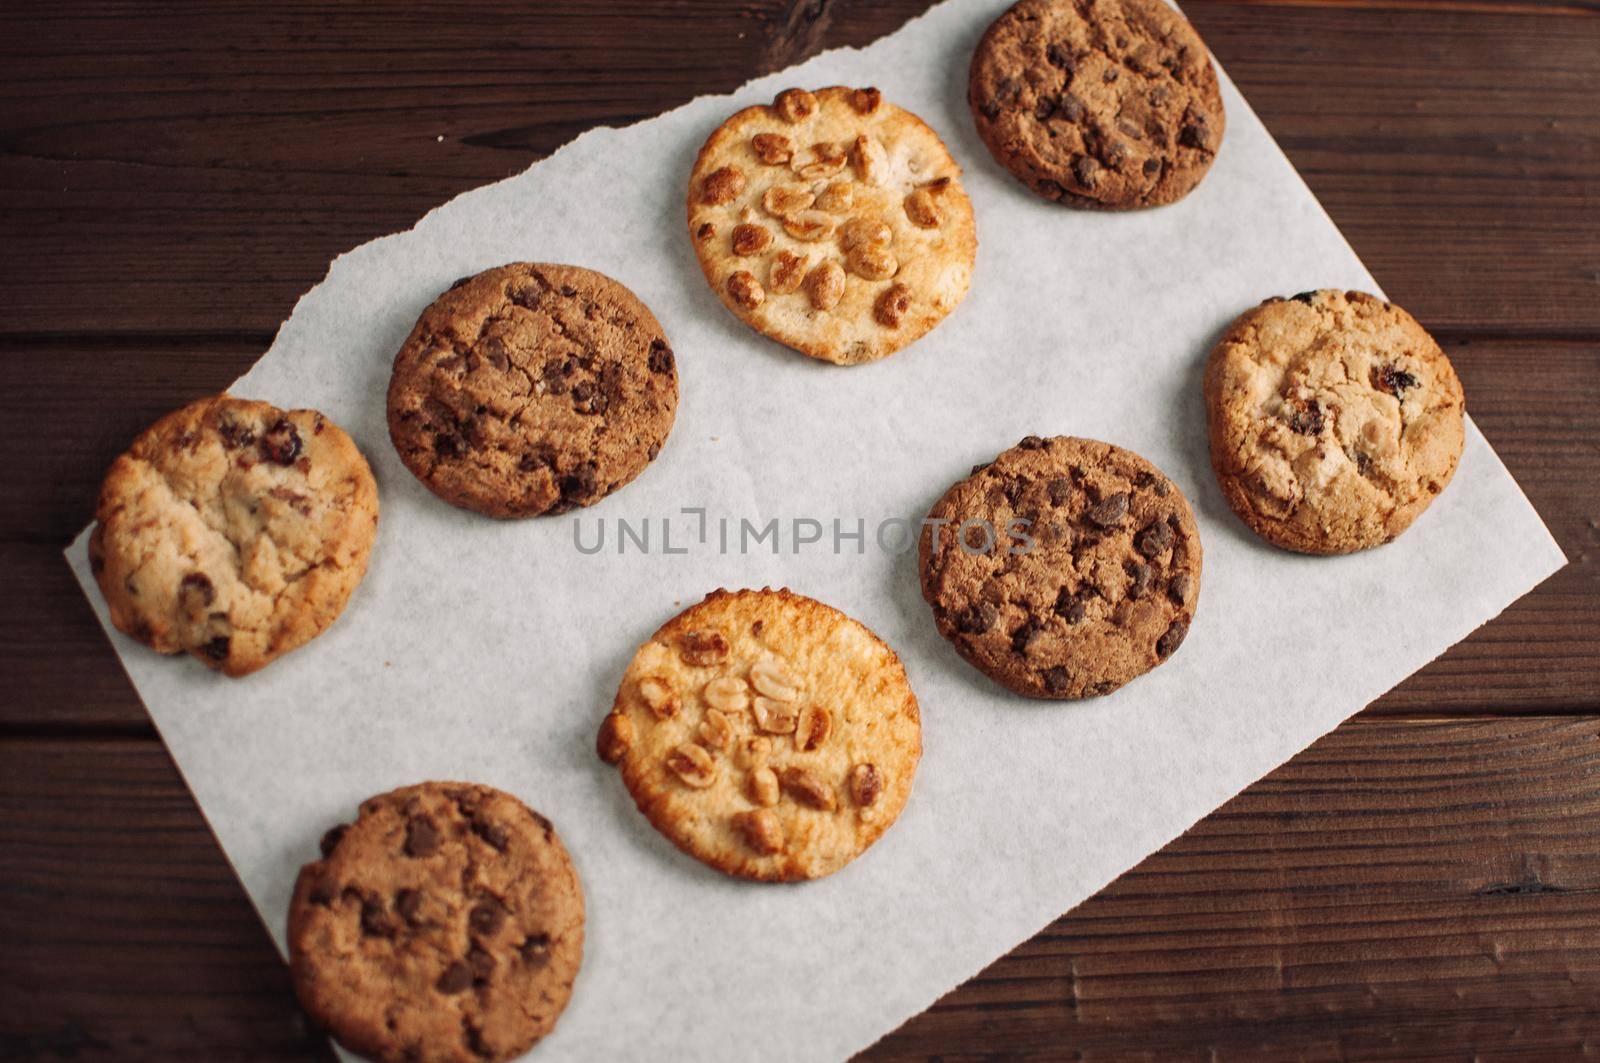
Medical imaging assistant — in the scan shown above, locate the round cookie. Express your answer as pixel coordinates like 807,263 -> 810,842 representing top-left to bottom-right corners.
387,263 -> 678,518
89,393 -> 378,678
597,588 -> 921,882
1203,289 -> 1466,554
968,0 -> 1225,209
288,782 -> 584,1063
920,436 -> 1200,698
687,86 -> 977,365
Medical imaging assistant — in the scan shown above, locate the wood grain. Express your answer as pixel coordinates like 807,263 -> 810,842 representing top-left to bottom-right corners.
2,2 -> 1597,335
4,721 -> 1598,1059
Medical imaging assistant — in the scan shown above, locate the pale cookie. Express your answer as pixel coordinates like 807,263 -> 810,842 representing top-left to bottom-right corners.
920,436 -> 1201,698
597,588 -> 921,881
969,0 -> 1225,209
89,394 -> 378,677
687,86 -> 977,365
1204,289 -> 1466,554
387,263 -> 678,518
288,782 -> 584,1063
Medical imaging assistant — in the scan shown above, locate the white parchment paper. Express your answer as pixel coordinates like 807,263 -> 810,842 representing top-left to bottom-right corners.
66,1 -> 1566,1058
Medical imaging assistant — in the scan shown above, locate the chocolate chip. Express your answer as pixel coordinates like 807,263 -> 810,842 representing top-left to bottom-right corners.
969,462 -> 991,476
1137,520 -> 1174,558
1054,587 -> 1087,624
647,443 -> 661,461
520,933 -> 551,967
436,962 -> 473,994
259,418 -> 302,465
696,221 -> 714,240
217,419 -> 255,449
1179,118 -> 1210,150
1287,400 -> 1325,436
1373,364 -> 1418,398
1047,43 -> 1075,73
980,98 -> 1001,120
1102,67 -> 1120,83
559,284 -> 577,298
396,888 -> 424,925
1142,158 -> 1161,176
1057,96 -> 1085,123
465,1023 -> 494,1058
1042,666 -> 1072,694
472,818 -> 509,852
1126,561 -> 1153,600
179,572 -> 215,607
956,601 -> 998,635
558,463 -> 598,503
1047,477 -> 1073,505
1034,95 -> 1056,121
1104,140 -> 1129,169
201,635 -> 230,662
448,274 -> 475,291
1087,492 -> 1129,528
1002,478 -> 1027,505
1290,291 -> 1317,305
360,898 -> 395,938
1156,617 -> 1189,659
1168,572 -> 1193,605
571,380 -> 608,415
1018,435 -> 1047,450
1073,155 -> 1100,188
1011,619 -> 1042,655
468,945 -> 496,982
318,825 -> 347,858
648,338 -> 675,375
404,815 -> 441,858
469,899 -> 507,937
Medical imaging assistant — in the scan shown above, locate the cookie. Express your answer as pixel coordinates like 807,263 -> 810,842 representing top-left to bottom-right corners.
1203,289 -> 1466,554
687,86 -> 976,365
597,588 -> 921,882
969,0 -> 1225,209
387,263 -> 678,518
88,394 -> 378,678
919,436 -> 1200,698
288,782 -> 584,1063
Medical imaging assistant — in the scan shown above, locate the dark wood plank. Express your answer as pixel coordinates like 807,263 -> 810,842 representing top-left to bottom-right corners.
2,1 -> 1597,335
3,335 -> 1591,730
5,720 -> 1599,1059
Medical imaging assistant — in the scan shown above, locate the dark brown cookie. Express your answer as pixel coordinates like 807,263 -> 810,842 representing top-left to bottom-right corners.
288,782 -> 584,1063
968,0 -> 1225,209
387,263 -> 678,518
919,436 -> 1201,698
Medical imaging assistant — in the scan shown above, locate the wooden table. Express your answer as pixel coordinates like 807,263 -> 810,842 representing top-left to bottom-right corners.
3,1 -> 1596,1058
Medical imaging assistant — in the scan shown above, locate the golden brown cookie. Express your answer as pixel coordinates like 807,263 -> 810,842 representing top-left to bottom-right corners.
597,588 -> 921,881
687,86 -> 977,365
288,782 -> 584,1063
919,436 -> 1201,698
969,0 -> 1225,209
88,394 -> 378,678
1203,289 -> 1466,554
387,263 -> 678,518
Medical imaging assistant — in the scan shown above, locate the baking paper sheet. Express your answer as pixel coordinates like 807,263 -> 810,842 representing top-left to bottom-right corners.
66,1 -> 1566,1058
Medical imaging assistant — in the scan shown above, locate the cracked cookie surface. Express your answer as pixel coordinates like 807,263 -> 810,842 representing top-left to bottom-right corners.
920,436 -> 1201,698
89,393 -> 378,677
688,86 -> 976,365
597,588 -> 921,882
969,0 -> 1225,209
288,782 -> 584,1063
387,262 -> 678,518
1204,289 -> 1466,554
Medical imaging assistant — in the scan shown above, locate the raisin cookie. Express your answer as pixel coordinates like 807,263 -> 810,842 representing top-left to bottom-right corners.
920,436 -> 1200,698
88,394 -> 378,678
688,86 -> 976,365
597,588 -> 921,882
969,0 -> 1225,209
387,263 -> 678,518
288,782 -> 584,1063
1204,289 -> 1466,554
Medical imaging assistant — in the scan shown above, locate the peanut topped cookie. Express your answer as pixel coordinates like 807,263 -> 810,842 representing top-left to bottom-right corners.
920,436 -> 1200,698
687,86 -> 976,365
597,589 -> 921,881
387,263 -> 678,518
89,394 -> 378,677
969,0 -> 1225,209
1203,289 -> 1466,554
288,782 -> 584,1063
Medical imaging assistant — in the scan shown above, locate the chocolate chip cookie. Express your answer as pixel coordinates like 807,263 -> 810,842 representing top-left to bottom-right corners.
1204,289 -> 1466,554
688,86 -> 977,365
920,436 -> 1201,698
387,263 -> 678,518
88,394 -> 379,677
597,588 -> 921,882
969,0 -> 1225,209
288,782 -> 584,1063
